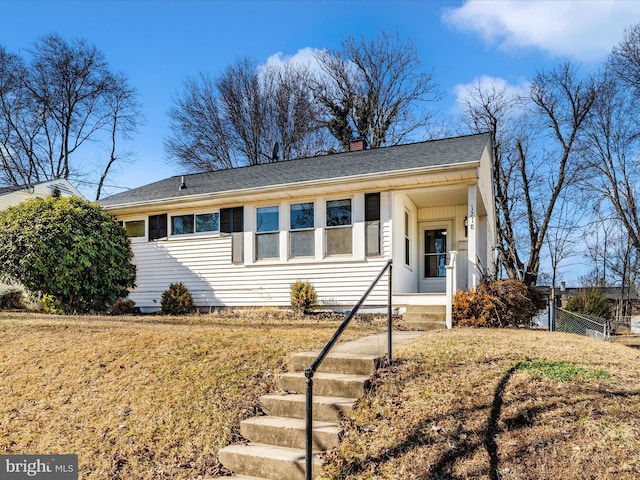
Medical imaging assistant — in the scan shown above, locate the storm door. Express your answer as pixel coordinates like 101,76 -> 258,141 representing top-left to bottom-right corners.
419,223 -> 450,293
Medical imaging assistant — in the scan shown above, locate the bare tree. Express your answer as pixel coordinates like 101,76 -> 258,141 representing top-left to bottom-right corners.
166,74 -> 235,172
460,61 -> 597,286
312,30 -> 441,150
0,34 -> 142,197
458,78 -> 524,280
166,57 -> 326,171
95,73 -> 142,200
518,61 -> 597,285
544,194 -> 585,302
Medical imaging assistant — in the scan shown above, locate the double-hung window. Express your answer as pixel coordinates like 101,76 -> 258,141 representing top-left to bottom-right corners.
256,206 -> 279,260
326,199 -> 352,256
290,202 -> 314,258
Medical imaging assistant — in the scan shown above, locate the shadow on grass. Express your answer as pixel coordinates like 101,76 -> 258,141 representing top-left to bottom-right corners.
325,360 -> 640,479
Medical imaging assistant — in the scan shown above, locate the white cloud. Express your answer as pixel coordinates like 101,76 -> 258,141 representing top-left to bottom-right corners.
263,47 -> 320,71
452,75 -> 529,114
442,0 -> 640,61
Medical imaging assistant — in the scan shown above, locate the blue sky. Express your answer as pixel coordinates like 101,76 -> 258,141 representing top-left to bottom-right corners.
2,0 -> 639,283
2,0 -> 637,197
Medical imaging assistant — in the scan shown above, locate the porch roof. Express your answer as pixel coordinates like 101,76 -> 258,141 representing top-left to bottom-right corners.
101,133 -> 490,209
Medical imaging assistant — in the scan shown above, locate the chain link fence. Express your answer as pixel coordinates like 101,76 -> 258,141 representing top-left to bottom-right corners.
553,307 -> 610,340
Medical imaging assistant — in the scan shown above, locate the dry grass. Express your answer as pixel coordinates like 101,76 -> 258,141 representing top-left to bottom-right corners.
0,309 -> 385,479
320,329 -> 640,480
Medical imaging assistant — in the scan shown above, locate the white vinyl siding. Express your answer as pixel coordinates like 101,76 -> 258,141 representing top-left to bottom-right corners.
124,192 -> 391,310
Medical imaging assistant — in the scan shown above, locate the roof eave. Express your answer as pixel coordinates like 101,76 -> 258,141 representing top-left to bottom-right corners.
103,160 -> 481,212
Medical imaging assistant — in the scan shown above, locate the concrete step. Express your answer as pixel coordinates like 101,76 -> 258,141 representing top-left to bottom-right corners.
402,305 -> 446,330
240,416 -> 339,450
218,443 -> 321,480
403,312 -> 445,322
260,393 -> 355,422
401,319 -> 446,331
278,371 -> 370,397
290,351 -> 385,376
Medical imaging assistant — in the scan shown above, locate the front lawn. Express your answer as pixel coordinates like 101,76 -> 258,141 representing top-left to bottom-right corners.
0,310 -> 385,479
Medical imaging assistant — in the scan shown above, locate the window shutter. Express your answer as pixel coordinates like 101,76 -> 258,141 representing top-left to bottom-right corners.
365,193 -> 380,221
221,207 -> 243,233
365,193 -> 381,256
148,214 -> 167,241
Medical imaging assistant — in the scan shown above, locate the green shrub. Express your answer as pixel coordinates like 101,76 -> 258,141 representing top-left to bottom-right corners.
453,279 -> 545,328
109,297 -> 137,315
41,294 -> 63,314
0,289 -> 24,310
161,283 -> 196,315
291,280 -> 318,314
0,196 -> 136,313
566,289 -> 612,320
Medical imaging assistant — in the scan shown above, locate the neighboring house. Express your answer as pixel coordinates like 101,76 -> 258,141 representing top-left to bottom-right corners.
0,179 -> 82,210
0,179 -> 84,301
101,133 -> 497,326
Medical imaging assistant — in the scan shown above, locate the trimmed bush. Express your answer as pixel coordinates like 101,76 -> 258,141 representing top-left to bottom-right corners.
566,289 -> 612,320
291,280 -> 318,314
109,297 -> 137,315
0,289 -> 24,310
453,279 -> 545,328
161,283 -> 196,315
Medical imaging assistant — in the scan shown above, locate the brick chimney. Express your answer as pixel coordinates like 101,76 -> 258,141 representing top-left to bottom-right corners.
349,136 -> 368,151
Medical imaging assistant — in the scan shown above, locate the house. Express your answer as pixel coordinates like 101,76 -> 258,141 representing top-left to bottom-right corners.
0,179 -> 84,301
100,133 -> 497,326
0,178 -> 82,210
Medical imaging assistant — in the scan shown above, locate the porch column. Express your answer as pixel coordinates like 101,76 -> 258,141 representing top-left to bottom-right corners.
468,185 -> 479,288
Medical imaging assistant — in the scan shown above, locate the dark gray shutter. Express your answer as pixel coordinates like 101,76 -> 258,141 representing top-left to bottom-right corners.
148,214 -> 167,241
365,193 -> 381,256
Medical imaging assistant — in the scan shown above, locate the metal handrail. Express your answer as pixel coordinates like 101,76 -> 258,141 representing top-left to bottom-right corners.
304,259 -> 393,480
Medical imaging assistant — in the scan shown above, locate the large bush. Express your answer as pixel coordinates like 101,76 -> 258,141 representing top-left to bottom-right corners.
453,279 -> 545,328
566,289 -> 612,320
0,196 -> 136,313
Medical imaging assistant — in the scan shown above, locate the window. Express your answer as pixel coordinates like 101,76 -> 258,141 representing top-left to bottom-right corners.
326,199 -> 352,256
171,214 -> 194,235
170,212 -> 220,236
404,211 -> 410,266
196,212 -> 219,233
221,207 -> 244,263
256,206 -> 279,260
424,229 -> 447,277
148,214 -> 167,241
290,202 -> 314,258
365,193 -> 380,256
124,220 -> 145,238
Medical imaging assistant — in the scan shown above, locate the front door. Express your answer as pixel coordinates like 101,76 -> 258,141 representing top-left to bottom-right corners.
419,222 -> 451,293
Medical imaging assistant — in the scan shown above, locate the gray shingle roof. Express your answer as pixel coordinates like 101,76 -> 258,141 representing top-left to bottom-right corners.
100,133 -> 489,207
0,185 -> 26,196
